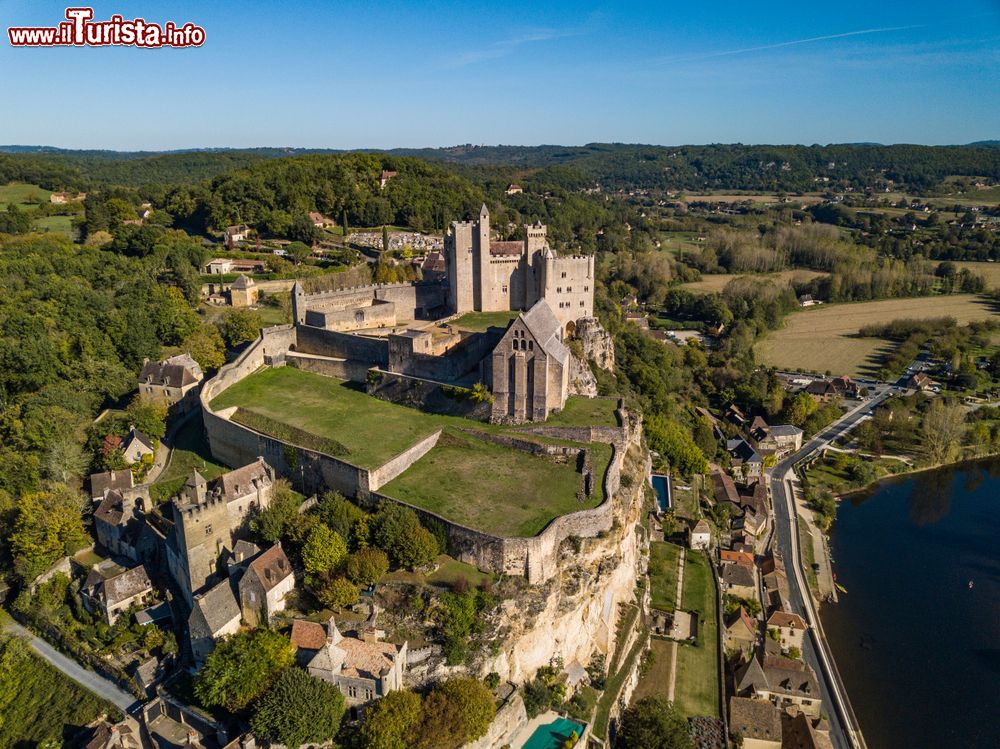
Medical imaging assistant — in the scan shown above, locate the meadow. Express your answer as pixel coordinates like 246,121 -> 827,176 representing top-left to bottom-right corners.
681,269 -> 827,294
755,294 -> 999,376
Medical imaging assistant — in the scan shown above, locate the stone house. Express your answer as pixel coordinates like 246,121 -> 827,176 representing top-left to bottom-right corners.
121,427 -> 155,465
138,354 -> 205,414
724,606 -> 758,655
754,424 -> 804,456
292,617 -> 407,714
309,211 -> 335,228
736,655 -> 822,719
238,544 -> 293,627
82,564 -> 153,626
89,469 -> 134,503
721,562 -> 757,600
767,610 -> 807,653
728,696 -> 783,749
228,275 -> 259,308
690,519 -> 711,550
223,224 -> 251,246
727,439 -> 763,481
188,578 -> 242,667
93,485 -> 151,562
165,459 -> 276,607
491,300 -> 570,423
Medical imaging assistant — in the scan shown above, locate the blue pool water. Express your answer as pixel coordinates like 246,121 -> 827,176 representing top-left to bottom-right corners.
651,473 -> 671,512
522,717 -> 585,749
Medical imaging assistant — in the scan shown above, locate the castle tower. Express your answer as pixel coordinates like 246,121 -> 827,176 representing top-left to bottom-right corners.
182,470 -> 208,505
292,281 -> 306,324
446,220 -> 475,314
474,204 -> 490,311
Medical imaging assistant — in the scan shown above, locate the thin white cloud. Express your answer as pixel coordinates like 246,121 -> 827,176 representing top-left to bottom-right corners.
657,24 -> 925,64
444,27 -> 582,69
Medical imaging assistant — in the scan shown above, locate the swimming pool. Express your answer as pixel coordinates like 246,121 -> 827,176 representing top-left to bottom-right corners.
651,473 -> 671,513
522,716 -> 585,749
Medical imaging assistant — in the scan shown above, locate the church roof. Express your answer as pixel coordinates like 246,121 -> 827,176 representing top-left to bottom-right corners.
520,300 -> 570,368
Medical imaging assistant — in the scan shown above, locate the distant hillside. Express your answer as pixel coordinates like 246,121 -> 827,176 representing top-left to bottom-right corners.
4,142 -> 1000,193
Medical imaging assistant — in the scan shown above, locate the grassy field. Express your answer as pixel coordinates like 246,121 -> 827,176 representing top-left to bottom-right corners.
682,192 -> 825,205
449,310 -> 519,332
954,261 -> 1000,290
673,550 -> 721,718
0,182 -> 50,208
0,633 -> 120,748
32,214 -> 74,236
381,430 -> 605,537
681,269 -> 826,294
797,514 -> 819,597
756,294 -> 1000,377
648,542 -> 683,612
150,414 -> 227,502
543,395 -> 619,428
631,638 -> 676,703
425,554 -> 495,589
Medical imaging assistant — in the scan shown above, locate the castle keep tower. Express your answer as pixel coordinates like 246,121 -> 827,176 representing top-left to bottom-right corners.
444,206 -> 594,331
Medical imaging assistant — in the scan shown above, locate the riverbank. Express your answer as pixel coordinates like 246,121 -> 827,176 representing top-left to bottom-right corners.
820,456 -> 1000,749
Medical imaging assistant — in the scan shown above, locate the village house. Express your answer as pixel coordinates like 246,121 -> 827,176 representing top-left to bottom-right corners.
188,578 -> 242,667
50,191 -> 86,204
93,484 -> 151,562
121,427 -> 155,464
308,211 -> 335,228
754,424 -> 804,456
728,696 -> 783,749
82,719 -> 142,749
735,654 -> 823,719
690,519 -> 711,550
379,169 -> 398,188
228,274 -> 259,308
907,372 -> 940,392
223,224 -> 251,247
721,562 -> 757,600
724,606 -> 758,656
767,610 -> 808,653
238,543 -> 294,627
806,375 -> 860,402
204,257 -> 268,275
711,469 -> 741,508
291,617 -> 407,715
797,294 -> 821,308
89,469 -> 134,503
82,564 -> 154,626
727,439 -> 763,481
733,506 -> 767,539
505,183 -> 523,195
782,710 -> 835,749
138,353 -> 205,414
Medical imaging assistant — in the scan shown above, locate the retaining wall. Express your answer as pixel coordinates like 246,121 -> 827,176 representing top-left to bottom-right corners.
286,351 -> 371,383
294,324 -> 389,367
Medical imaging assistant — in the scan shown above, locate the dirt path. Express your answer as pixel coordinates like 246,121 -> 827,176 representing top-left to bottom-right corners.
666,549 -> 687,702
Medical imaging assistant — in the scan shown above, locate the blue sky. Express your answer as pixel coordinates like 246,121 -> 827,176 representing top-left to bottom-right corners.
1,0 -> 998,149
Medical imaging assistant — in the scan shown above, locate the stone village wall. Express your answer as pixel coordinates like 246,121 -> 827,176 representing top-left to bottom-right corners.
201,328 -> 634,584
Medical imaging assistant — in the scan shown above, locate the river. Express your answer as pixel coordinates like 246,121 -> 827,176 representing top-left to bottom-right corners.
822,457 -> 1000,749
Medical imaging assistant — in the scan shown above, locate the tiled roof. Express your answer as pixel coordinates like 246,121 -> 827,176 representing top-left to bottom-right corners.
291,619 -> 328,651
246,544 -> 292,592
139,354 -> 202,388
768,610 -> 807,630
338,637 -> 399,680
218,458 -> 272,500
90,469 -> 133,500
489,240 -> 524,257
94,490 -> 126,526
101,565 -> 152,607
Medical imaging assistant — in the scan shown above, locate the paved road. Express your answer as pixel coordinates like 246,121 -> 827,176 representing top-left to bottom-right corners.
4,620 -> 138,712
768,391 -> 890,749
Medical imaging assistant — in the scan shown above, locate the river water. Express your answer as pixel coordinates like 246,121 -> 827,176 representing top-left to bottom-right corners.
822,458 -> 1000,749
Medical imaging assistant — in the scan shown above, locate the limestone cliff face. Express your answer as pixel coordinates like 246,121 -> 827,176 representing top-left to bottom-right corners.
575,317 -> 616,373
569,354 -> 599,397
481,436 -> 649,683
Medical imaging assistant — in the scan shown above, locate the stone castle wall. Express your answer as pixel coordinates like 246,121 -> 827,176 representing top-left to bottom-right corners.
286,351 -> 372,382
295,324 -> 390,367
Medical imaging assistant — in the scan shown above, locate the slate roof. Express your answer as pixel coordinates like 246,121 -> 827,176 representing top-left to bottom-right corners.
722,563 -> 756,589
768,424 -> 804,438
245,544 -> 292,592
139,354 -> 203,388
122,428 -> 154,454
90,469 -> 133,500
692,519 -> 711,535
728,439 -> 763,465
99,565 -> 152,607
729,696 -> 783,742
192,578 -> 240,635
760,654 -> 820,698
231,274 -> 254,289
94,490 -> 126,526
217,457 -> 273,500
520,300 -> 570,368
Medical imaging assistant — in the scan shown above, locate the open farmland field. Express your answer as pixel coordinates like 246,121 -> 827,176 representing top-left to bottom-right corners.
682,192 -> 825,205
953,261 -> 1000,290
756,294 -> 1000,377
682,269 -> 827,294
0,182 -> 50,208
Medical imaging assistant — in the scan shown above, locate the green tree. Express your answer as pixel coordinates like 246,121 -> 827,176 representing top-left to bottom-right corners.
181,324 -> 227,370
382,224 -> 390,253
302,524 -> 348,579
922,399 -> 966,463
357,689 -> 423,749
250,480 -> 300,543
617,696 -> 695,749
249,667 -> 346,748
415,678 -> 496,749
285,241 -> 312,265
193,629 -> 294,713
345,547 -> 390,586
316,575 -> 360,609
372,503 -> 438,569
125,394 -> 168,442
645,415 -> 707,476
315,492 -> 368,548
218,308 -> 262,348
9,488 -> 88,582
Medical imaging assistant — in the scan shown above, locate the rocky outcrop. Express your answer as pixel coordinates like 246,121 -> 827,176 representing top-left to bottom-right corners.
569,353 -> 598,397
575,317 -> 616,373
478,431 -> 649,684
